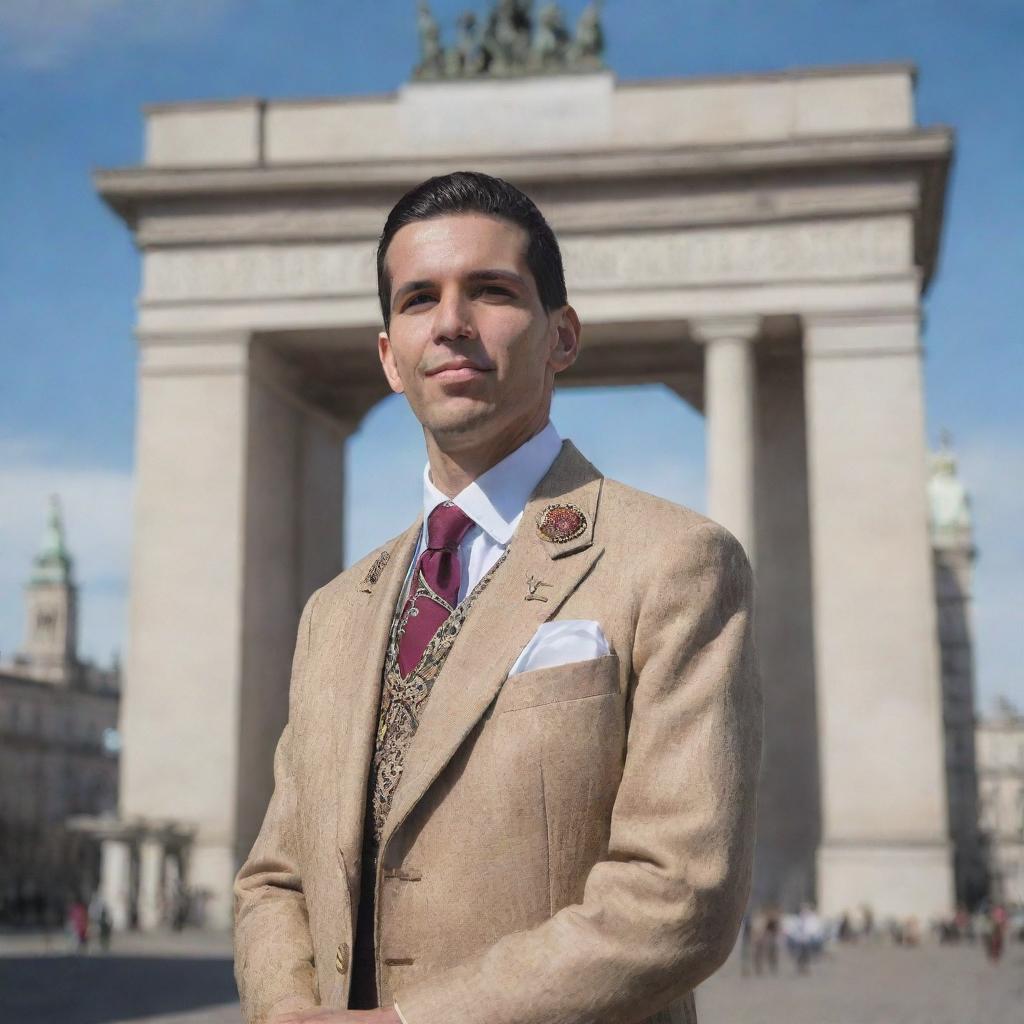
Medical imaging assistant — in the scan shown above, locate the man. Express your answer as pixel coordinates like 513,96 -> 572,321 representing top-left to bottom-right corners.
234,171 -> 763,1024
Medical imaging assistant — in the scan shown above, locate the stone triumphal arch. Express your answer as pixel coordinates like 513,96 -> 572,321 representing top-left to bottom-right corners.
96,65 -> 954,928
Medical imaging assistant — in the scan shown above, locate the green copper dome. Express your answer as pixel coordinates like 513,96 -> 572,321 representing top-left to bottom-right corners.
29,495 -> 74,586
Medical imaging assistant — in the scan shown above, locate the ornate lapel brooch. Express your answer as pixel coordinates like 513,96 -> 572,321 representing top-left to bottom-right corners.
535,503 -> 588,544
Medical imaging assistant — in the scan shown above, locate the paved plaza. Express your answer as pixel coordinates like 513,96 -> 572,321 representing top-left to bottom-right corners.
699,939 -> 1023,1024
1,930 -> 1020,1024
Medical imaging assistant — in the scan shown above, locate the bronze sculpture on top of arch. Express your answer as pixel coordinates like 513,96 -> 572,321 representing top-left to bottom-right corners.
413,0 -> 605,80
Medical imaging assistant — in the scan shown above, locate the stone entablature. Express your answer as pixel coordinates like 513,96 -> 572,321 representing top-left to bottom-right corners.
96,65 -> 951,334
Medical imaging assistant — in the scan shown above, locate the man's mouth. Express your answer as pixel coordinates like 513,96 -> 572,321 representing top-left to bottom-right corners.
426,360 -> 492,382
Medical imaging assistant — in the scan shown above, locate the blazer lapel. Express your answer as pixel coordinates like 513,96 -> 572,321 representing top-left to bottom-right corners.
381,440 -> 605,855
330,516 -> 422,866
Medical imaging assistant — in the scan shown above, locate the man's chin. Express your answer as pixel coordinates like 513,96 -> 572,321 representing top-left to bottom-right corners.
424,398 -> 499,440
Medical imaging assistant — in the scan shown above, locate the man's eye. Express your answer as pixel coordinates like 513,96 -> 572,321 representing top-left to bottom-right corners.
479,285 -> 512,297
404,294 -> 435,308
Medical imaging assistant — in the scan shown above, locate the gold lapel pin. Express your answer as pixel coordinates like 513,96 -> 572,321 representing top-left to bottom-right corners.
525,574 -> 552,602
359,550 -> 391,592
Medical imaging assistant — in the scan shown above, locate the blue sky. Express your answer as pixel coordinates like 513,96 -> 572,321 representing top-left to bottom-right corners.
0,0 -> 1021,709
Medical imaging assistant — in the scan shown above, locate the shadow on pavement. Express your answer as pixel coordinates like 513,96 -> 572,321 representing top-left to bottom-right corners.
0,954 -> 238,1024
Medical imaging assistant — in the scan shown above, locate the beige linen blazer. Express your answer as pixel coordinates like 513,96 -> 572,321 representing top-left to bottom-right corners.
234,440 -> 763,1024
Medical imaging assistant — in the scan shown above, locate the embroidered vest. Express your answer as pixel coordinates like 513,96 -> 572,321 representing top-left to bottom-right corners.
349,547 -> 508,1008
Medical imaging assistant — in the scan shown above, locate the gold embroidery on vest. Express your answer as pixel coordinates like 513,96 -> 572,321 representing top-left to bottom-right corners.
368,548 -> 509,843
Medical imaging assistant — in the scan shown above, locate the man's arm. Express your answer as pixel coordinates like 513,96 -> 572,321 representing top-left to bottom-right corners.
234,591 -> 321,1024
393,520 -> 764,1024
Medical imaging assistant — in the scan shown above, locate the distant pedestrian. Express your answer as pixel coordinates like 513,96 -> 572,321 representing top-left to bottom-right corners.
172,880 -> 189,930
753,906 -> 780,975
785,903 -> 823,974
860,902 -> 876,942
765,908 -> 781,971
954,903 -> 970,941
68,900 -> 89,952
740,912 -> 753,976
98,904 -> 113,951
985,905 -> 1007,963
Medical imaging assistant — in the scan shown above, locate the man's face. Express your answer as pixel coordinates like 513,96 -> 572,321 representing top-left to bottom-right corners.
378,213 -> 579,449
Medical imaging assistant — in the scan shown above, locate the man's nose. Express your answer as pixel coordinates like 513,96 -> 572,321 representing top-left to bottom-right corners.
432,290 -> 475,343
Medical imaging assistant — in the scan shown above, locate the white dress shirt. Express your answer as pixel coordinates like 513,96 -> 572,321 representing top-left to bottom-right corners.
398,420 -> 563,608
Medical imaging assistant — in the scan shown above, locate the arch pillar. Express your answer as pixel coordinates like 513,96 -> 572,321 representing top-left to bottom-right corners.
118,332 -> 356,927
802,309 -> 953,919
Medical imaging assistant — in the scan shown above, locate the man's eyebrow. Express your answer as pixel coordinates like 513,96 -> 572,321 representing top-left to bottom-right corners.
465,269 -> 527,287
392,279 -> 434,308
392,269 -> 528,309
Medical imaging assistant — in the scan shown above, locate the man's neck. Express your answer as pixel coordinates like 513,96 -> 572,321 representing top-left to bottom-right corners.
425,414 -> 549,497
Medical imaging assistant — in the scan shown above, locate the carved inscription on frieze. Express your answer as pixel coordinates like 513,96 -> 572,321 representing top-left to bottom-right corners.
141,216 -> 909,304
562,216 -> 910,290
142,242 -> 378,302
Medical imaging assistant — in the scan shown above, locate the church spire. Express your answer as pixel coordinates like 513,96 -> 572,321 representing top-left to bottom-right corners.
30,494 -> 74,586
22,495 -> 79,683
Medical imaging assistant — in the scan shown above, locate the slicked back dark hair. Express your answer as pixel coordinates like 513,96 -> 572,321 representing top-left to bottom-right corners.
376,171 -> 567,331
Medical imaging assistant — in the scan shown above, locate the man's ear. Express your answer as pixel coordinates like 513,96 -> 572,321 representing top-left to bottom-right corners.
378,331 -> 405,395
549,304 -> 582,375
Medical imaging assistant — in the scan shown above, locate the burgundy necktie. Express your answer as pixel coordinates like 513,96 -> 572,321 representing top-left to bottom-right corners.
397,501 -> 475,677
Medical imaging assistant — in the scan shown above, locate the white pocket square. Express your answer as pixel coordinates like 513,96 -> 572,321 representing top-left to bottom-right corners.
508,619 -> 610,677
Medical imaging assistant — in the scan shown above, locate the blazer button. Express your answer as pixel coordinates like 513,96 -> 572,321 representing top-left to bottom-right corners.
335,942 -> 349,974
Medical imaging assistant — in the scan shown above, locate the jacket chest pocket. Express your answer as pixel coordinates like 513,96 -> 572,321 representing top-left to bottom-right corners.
494,653 -> 620,714
489,653 -> 626,911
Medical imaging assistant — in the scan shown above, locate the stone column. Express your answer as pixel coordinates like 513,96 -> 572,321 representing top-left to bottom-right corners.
802,309 -> 953,920
100,837 -> 132,930
692,317 -> 760,563
119,334 -> 351,928
138,836 -> 164,930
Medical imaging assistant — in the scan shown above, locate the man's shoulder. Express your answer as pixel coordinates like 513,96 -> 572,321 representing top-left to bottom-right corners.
598,477 -> 748,574
600,477 -> 727,542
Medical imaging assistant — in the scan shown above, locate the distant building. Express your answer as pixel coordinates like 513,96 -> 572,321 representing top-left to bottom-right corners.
0,497 -> 120,926
927,435 -> 986,906
976,700 -> 1024,906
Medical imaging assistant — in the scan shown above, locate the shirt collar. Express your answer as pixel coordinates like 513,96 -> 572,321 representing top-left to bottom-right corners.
421,420 -> 563,545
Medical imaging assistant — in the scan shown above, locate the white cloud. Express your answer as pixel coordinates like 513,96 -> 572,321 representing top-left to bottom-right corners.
0,438 -> 133,666
0,0 -> 236,70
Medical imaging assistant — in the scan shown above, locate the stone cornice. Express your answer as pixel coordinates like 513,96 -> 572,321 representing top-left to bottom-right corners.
96,129 -> 952,209
127,180 -> 924,253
